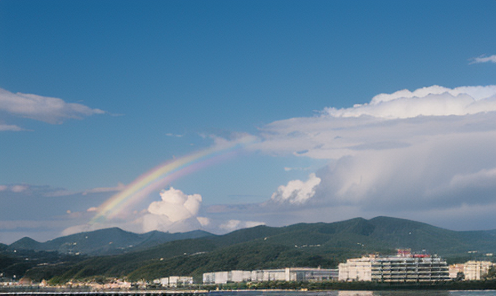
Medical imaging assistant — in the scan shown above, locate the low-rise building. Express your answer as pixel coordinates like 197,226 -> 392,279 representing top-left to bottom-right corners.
153,276 -> 193,287
203,267 -> 337,284
449,264 -> 465,279
464,261 -> 494,280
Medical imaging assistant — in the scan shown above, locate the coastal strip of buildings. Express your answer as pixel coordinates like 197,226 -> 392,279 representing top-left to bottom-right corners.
449,260 -> 495,281
2,250 -> 493,289
200,249 -> 494,285
202,267 -> 338,284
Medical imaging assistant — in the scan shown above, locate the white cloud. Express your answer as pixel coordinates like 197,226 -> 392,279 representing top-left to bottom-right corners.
0,87 -> 105,124
271,173 -> 321,204
324,85 -> 496,119
142,187 -> 203,232
166,133 -> 184,138
449,168 -> 496,189
196,217 -> 210,226
147,187 -> 202,222
11,185 -> 27,193
0,185 -> 7,191
219,219 -> 265,231
0,124 -> 24,131
82,183 -> 126,195
470,55 -> 496,64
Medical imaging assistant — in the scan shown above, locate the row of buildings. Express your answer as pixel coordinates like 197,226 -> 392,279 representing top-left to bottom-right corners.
203,267 -> 338,284
201,251 -> 494,284
449,260 -> 495,280
143,250 -> 494,286
152,276 -> 194,287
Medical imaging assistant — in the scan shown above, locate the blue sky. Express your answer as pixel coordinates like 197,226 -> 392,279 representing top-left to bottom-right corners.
1,0 -> 496,244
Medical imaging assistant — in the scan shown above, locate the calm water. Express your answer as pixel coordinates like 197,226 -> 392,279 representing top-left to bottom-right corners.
208,291 -> 496,296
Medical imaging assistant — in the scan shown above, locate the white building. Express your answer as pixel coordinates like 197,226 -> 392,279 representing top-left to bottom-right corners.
464,261 -> 494,280
203,271 -> 228,284
154,276 -> 193,287
448,264 -> 464,279
339,257 -> 372,281
229,270 -> 252,282
339,252 -> 449,282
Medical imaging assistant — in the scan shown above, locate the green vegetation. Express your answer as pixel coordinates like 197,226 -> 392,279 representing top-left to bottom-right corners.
7,228 -> 213,256
2,216 -> 495,284
0,249 -> 85,281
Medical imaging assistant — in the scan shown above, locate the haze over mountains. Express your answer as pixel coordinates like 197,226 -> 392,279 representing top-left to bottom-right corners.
1,216 -> 496,283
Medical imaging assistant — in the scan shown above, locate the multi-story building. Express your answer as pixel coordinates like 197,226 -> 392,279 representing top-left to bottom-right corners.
203,271 -> 228,285
448,264 -> 465,279
203,267 -> 337,284
339,251 -> 449,282
338,257 -> 372,281
154,276 -> 193,287
464,261 -> 494,280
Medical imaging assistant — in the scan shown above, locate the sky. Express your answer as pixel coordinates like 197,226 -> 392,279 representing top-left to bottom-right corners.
1,0 -> 496,244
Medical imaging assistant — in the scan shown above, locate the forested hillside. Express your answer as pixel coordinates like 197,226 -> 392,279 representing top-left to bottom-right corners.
2,217 -> 495,283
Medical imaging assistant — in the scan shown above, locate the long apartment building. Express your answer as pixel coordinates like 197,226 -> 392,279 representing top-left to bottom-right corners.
203,267 -> 338,284
339,250 -> 449,282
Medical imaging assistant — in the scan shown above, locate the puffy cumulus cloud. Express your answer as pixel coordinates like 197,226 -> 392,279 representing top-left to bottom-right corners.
0,87 -> 104,125
142,187 -> 205,233
147,187 -> 201,222
271,173 -> 321,204
247,85 -> 496,230
470,55 -> 496,64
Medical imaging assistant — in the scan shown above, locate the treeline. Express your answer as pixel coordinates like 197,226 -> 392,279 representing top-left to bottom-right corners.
42,243 -> 340,284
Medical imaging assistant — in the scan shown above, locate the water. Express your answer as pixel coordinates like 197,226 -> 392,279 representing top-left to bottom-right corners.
208,291 -> 496,296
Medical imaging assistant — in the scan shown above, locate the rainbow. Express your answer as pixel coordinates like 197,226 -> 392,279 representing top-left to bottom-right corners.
90,138 -> 254,223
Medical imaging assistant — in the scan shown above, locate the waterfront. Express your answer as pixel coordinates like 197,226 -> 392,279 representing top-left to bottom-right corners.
2,291 -> 496,296
208,291 -> 496,296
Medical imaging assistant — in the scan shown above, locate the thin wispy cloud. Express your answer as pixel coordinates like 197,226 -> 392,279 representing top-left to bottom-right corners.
82,183 -> 126,195
470,55 -> 496,64
0,88 -> 105,126
0,123 -> 25,132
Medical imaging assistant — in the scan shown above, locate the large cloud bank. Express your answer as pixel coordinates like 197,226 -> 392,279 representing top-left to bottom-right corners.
325,85 -> 496,119
253,85 -> 496,230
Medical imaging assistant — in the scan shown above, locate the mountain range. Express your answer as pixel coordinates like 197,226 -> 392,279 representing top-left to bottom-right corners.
7,228 -> 213,256
1,216 -> 496,283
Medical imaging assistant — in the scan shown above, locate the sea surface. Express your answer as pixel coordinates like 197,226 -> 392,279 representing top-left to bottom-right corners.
208,291 -> 496,296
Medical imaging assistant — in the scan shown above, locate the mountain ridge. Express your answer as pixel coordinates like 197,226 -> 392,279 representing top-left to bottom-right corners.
7,228 -> 214,256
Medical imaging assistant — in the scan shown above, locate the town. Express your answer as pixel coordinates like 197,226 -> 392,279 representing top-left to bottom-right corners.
1,249 -> 494,291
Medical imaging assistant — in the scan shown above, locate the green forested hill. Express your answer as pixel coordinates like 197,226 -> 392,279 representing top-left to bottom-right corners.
17,217 -> 496,283
8,228 -> 213,256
